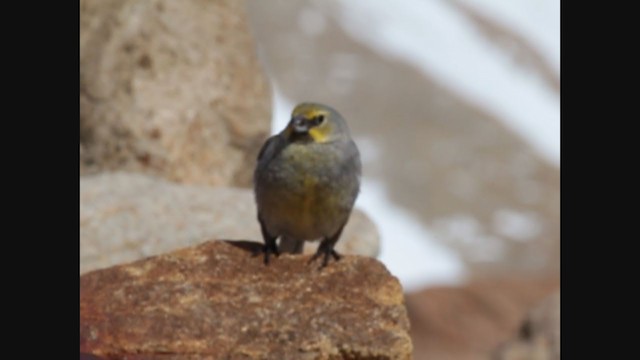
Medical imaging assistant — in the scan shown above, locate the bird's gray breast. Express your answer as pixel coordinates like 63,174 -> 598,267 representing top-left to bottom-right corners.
254,139 -> 360,239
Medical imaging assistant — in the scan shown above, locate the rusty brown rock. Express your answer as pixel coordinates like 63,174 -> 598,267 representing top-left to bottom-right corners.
80,0 -> 271,187
407,277 -> 559,360
80,240 -> 412,359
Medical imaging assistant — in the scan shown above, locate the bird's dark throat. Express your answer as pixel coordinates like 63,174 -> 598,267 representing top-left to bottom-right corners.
289,131 -> 314,143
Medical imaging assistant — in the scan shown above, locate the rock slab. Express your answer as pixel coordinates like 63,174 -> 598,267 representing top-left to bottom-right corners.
80,240 -> 412,359
80,172 -> 380,274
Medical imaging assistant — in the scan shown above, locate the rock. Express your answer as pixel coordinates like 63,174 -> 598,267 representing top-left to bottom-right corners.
80,0 -> 271,187
80,172 -> 380,274
495,291 -> 560,360
406,277 -> 559,360
80,240 -> 413,359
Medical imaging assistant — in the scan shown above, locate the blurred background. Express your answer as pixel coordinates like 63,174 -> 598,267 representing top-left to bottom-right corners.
80,0 -> 559,358
246,2 -> 560,356
246,0 -> 559,290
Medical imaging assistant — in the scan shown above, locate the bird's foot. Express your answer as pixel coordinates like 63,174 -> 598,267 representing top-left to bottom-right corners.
309,243 -> 341,268
263,242 -> 280,265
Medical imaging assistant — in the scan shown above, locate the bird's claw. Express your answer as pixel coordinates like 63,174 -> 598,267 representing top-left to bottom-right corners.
309,246 -> 341,268
263,243 -> 280,265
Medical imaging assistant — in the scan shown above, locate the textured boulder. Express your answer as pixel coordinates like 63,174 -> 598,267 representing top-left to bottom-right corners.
407,278 -> 559,360
495,291 -> 560,360
80,172 -> 379,274
80,0 -> 271,187
80,240 -> 412,359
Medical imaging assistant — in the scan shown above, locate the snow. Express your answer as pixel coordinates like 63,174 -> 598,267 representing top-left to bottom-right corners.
333,0 -> 560,166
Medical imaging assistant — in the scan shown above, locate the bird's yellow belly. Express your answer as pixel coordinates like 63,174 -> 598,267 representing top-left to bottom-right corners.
257,142 -> 356,240
262,176 -> 342,240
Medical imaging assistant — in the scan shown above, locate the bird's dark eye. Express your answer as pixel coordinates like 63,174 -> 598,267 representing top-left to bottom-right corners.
316,115 -> 325,125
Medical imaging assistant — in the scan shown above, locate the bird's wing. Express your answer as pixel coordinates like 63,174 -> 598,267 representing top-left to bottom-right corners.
256,134 -> 287,173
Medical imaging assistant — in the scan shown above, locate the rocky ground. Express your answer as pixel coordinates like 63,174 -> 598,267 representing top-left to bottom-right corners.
407,278 -> 559,360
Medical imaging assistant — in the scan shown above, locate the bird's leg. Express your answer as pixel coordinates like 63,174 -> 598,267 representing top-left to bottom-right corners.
310,225 -> 345,268
259,216 -> 279,265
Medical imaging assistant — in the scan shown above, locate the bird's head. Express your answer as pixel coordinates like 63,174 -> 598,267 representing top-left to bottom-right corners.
284,102 -> 351,143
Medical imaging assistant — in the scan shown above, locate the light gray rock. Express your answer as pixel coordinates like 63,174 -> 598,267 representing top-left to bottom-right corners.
80,0 -> 271,187
80,172 -> 380,274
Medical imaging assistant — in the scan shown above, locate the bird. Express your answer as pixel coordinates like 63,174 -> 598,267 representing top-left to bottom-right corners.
253,102 -> 361,267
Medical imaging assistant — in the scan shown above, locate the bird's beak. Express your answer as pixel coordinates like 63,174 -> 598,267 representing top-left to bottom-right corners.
292,115 -> 309,133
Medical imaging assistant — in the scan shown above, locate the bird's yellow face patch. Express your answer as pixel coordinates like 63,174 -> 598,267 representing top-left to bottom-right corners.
287,105 -> 333,143
308,126 -> 329,143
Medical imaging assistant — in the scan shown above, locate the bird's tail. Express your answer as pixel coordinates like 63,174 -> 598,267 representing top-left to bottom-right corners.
279,235 -> 305,254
